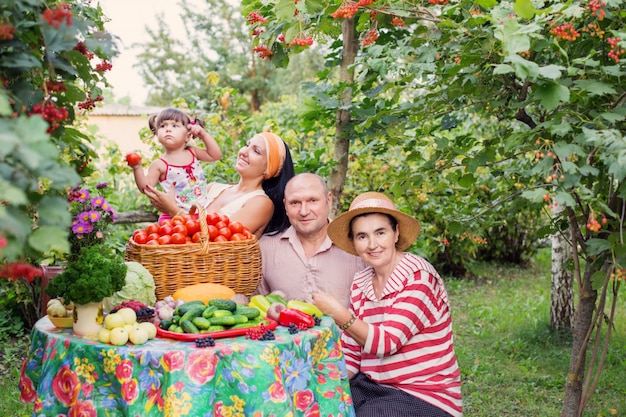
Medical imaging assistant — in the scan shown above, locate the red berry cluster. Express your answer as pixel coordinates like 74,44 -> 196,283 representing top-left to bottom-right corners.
45,81 -> 66,93
78,94 -> 104,111
550,23 -> 580,41
288,37 -> 314,47
428,0 -> 450,5
0,23 -> 16,40
331,2 -> 359,19
607,37 -> 624,63
252,27 -> 265,36
277,34 -> 285,42
246,12 -> 268,25
73,42 -> 94,60
246,324 -> 270,340
357,0 -> 374,5
586,0 -> 606,21
611,268 -> 625,282
361,29 -> 379,47
391,17 -> 407,27
42,3 -> 72,28
95,60 -> 112,73
0,263 -> 42,284
29,102 -> 69,133
253,45 -> 273,60
586,216 -> 604,233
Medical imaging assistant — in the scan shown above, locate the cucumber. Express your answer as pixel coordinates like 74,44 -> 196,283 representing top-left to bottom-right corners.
202,305 -> 217,319
230,320 -> 261,330
232,314 -> 249,325
236,306 -> 261,320
180,319 -> 200,334
169,325 -> 184,333
176,301 -> 206,316
180,306 -> 205,323
207,325 -> 226,332
208,299 -> 237,312
159,318 -> 174,330
192,317 -> 211,330
209,315 -> 237,326
212,309 -> 233,318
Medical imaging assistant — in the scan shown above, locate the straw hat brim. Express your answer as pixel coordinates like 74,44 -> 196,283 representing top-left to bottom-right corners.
328,206 -> 421,256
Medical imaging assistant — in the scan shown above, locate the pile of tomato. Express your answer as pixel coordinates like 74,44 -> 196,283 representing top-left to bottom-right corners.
131,213 -> 253,245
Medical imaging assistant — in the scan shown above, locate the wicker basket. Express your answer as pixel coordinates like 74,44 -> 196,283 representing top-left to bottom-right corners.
124,204 -> 262,300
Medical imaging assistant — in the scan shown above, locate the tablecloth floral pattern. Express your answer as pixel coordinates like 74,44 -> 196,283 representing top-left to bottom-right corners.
19,316 -> 355,417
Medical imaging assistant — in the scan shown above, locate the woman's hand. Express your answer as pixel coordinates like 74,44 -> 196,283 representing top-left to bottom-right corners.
312,291 -> 348,321
144,184 -> 179,216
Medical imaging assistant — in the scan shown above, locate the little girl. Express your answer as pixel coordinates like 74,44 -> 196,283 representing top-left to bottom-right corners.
128,108 -> 222,223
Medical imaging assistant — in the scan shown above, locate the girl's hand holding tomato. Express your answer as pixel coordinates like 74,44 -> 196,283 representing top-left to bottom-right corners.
125,152 -> 142,167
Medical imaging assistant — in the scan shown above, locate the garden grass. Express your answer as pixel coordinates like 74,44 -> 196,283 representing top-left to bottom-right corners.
1,249 -> 624,416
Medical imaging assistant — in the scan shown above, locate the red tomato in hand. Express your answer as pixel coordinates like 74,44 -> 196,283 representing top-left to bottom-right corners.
125,152 -> 141,166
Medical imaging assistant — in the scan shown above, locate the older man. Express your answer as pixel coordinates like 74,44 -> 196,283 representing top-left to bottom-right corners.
256,173 -> 365,307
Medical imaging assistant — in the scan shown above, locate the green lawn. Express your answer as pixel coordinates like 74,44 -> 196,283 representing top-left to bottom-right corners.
2,250 -> 625,416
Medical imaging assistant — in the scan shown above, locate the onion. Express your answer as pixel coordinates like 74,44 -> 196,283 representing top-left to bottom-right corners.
266,302 -> 286,322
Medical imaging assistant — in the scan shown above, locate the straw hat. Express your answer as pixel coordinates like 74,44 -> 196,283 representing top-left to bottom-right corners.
328,192 -> 421,256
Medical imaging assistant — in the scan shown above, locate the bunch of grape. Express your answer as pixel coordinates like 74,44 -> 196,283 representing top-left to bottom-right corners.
195,336 -> 216,348
110,300 -> 155,321
287,323 -> 299,334
258,330 -> 275,341
312,315 -> 322,326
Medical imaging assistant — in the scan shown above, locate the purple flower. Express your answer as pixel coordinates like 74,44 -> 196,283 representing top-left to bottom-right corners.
87,210 -> 102,223
76,189 -> 90,203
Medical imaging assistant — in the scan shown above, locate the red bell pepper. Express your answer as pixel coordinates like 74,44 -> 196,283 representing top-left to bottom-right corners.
278,308 -> 315,329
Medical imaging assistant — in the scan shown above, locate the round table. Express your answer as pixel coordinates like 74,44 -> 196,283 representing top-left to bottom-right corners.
19,316 -> 355,416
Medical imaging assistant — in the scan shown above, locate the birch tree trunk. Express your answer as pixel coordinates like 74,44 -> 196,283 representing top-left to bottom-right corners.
328,18 -> 357,217
550,204 -> 574,330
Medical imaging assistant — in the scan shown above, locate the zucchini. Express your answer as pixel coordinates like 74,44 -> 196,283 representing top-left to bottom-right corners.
192,317 -> 211,330
180,319 -> 200,334
208,298 -> 237,312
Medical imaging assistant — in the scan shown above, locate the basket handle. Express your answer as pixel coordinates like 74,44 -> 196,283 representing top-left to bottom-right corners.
189,203 -> 212,254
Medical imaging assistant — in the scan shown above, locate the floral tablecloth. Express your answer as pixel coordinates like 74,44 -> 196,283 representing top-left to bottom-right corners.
19,316 -> 355,417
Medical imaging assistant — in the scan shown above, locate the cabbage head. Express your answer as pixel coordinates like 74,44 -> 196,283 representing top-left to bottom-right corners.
104,262 -> 156,310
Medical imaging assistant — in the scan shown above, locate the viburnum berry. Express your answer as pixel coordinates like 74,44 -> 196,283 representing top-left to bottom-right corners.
0,23 -> 16,40
391,17 -> 407,27
586,0 -> 606,21
331,2 -> 359,19
288,37 -> 314,47
428,0 -> 449,5
361,29 -> 379,47
253,45 -> 273,60
42,3 -> 72,28
95,60 -> 113,73
550,23 -> 580,41
246,12 -> 268,25
73,42 -> 94,60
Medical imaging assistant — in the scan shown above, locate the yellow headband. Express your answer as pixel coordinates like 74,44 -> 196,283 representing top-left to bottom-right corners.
260,132 -> 286,179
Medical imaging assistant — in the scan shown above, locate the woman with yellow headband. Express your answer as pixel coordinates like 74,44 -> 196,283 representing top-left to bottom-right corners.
144,132 -> 294,238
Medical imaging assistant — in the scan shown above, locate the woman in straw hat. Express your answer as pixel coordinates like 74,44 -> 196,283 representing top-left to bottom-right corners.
145,132 -> 294,238
312,192 -> 462,417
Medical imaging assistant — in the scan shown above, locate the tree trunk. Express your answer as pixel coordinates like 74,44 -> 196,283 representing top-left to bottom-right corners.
550,205 -> 574,330
328,17 -> 357,217
561,264 -> 597,417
